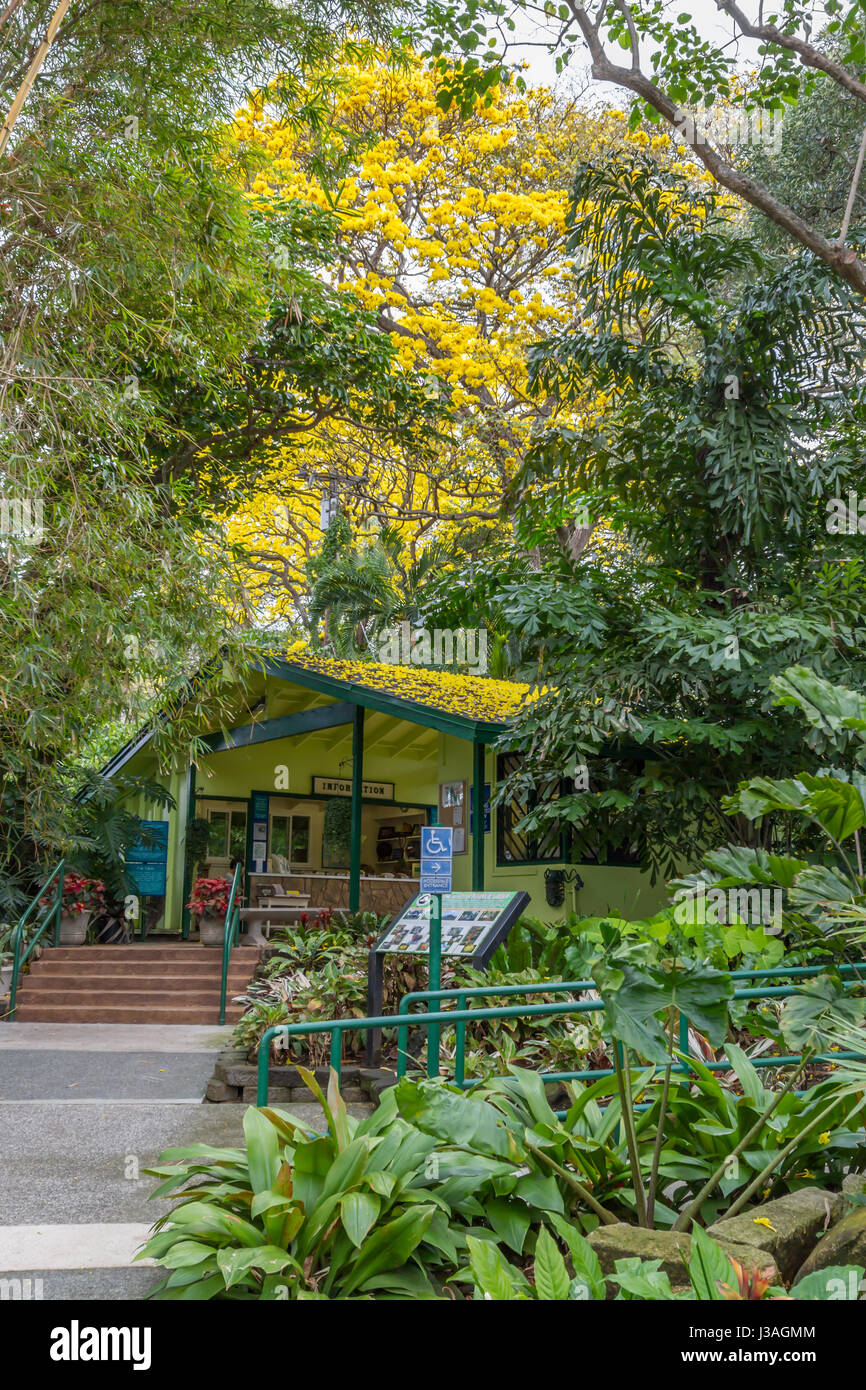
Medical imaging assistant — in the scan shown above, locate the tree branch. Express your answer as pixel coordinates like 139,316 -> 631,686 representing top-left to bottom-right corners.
566,0 -> 866,292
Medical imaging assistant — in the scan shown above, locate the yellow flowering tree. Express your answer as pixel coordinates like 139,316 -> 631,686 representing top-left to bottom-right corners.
225,56 -> 666,621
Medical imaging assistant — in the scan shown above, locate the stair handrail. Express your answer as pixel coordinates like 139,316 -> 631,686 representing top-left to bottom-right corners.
218,862 -> 243,1026
8,859 -> 65,1018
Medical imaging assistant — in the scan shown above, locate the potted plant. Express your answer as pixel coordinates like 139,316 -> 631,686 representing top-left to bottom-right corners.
61,873 -> 105,945
44,872 -> 107,946
187,876 -> 232,946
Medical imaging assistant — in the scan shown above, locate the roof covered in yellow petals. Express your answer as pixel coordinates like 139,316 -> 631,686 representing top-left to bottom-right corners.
276,643 -> 535,736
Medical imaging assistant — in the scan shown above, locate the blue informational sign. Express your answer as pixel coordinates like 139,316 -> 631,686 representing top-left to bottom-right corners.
420,824 -> 453,893
127,820 -> 169,897
250,792 -> 269,873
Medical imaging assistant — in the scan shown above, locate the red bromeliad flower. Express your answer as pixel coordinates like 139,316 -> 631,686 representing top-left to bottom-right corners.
718,1258 -> 791,1301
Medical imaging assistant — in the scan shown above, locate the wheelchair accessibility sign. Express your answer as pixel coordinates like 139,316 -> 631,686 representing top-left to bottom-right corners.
419,825 -> 453,892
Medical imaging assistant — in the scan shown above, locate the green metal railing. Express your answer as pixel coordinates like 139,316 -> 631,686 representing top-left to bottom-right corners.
8,860 -> 65,1018
256,960 -> 866,1106
397,961 -> 866,1086
218,863 -> 243,1026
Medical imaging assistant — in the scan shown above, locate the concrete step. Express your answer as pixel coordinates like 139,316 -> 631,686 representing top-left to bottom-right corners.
13,987 -> 247,1006
14,944 -> 258,1024
24,967 -> 254,989
13,1003 -> 247,1023
46,946 -> 257,962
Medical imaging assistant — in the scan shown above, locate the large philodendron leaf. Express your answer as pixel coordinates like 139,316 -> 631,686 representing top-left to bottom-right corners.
698,844 -> 808,889
593,958 -> 733,1064
726,773 -> 866,846
770,667 -> 866,743
779,974 -> 866,1054
725,777 -> 812,821
799,777 -> 866,843
788,865 -> 861,916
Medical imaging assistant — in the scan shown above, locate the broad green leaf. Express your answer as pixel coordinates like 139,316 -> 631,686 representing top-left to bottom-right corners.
340,1205 -> 436,1295
780,974 -> 866,1052
340,1190 -> 381,1248
594,958 -> 732,1064
688,1224 -> 734,1300
168,1202 -> 262,1248
216,1244 -> 297,1289
534,1224 -> 571,1300
790,1265 -> 865,1300
243,1106 -> 282,1196
158,1239 -> 217,1269
486,1196 -> 531,1254
394,1078 -> 523,1160
547,1213 -> 606,1301
466,1234 -> 523,1300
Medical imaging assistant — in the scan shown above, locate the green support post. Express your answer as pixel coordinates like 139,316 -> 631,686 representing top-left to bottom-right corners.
472,740 -> 485,891
349,705 -> 364,914
180,762 -> 196,940
426,893 -> 442,1078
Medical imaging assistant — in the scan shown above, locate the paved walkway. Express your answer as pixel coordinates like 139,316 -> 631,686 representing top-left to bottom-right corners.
0,1024 -> 367,1300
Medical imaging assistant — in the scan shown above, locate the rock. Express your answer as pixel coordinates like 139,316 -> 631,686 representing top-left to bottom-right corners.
842,1172 -> 866,1198
708,1189 -> 842,1282
792,1206 -> 866,1285
586,1223 -> 778,1297
212,1049 -> 247,1082
224,1064 -> 256,1087
205,1080 -> 239,1103
358,1068 -> 397,1097
243,1085 -> 293,1103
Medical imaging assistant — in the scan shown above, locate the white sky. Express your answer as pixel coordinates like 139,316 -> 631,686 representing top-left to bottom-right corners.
509,0 -> 794,96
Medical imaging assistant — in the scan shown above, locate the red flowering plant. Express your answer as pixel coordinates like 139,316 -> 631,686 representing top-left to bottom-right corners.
186,876 -> 233,919
41,871 -> 107,917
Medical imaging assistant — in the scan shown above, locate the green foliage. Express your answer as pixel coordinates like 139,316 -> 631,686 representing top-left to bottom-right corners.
488,156 -> 866,881
0,0 -> 422,907
140,1062 -> 866,1299
464,1221 -> 865,1301
140,1072 -> 453,1299
68,774 -> 176,907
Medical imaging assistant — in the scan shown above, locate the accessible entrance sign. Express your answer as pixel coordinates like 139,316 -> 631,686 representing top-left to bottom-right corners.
419,824 -> 452,893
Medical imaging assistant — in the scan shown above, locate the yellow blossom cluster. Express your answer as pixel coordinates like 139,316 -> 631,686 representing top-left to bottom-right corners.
282,640 -> 537,725
225,55 -> 699,623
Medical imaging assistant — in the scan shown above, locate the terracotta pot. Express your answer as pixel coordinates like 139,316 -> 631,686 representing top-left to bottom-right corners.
198,915 -> 225,947
59,910 -> 91,946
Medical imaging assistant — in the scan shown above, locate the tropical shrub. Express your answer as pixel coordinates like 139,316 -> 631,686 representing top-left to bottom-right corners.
187,877 -> 233,919
139,1066 -> 866,1300
141,1069 -> 520,1300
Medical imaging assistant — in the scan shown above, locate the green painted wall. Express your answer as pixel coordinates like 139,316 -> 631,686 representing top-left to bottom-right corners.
439,736 -> 664,923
